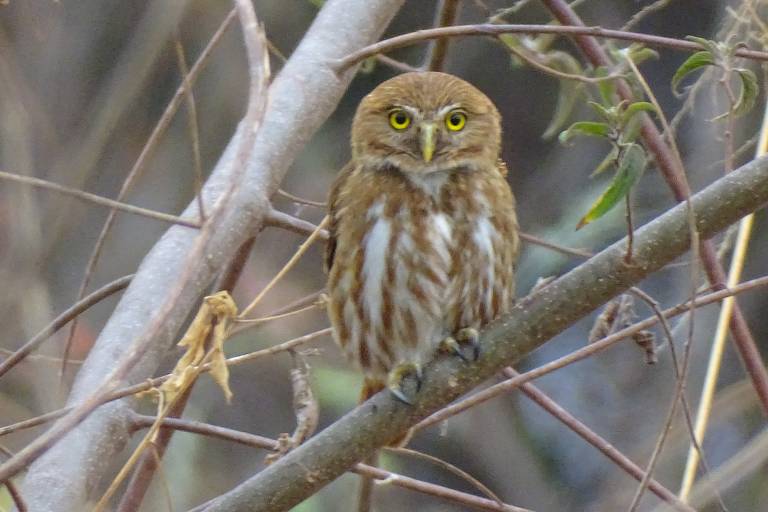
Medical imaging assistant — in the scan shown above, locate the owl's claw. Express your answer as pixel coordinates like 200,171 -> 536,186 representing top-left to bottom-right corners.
439,336 -> 469,362
456,327 -> 481,361
387,362 -> 422,405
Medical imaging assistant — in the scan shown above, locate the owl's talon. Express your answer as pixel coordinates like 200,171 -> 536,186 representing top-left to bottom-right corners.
457,327 -> 481,361
439,336 -> 469,362
387,362 -> 421,405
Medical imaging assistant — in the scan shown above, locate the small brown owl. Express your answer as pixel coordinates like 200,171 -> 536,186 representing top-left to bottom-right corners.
326,71 -> 519,403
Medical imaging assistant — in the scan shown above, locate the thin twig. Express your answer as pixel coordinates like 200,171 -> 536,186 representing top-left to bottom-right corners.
385,447 -> 505,506
275,189 -> 327,207
0,328 -> 332,440
128,415 -> 531,512
265,209 -> 330,240
376,55 -> 422,73
502,41 -> 627,84
621,0 -> 676,31
0,275 -> 133,379
625,193 -> 635,263
426,0 -> 461,71
502,368 -> 692,510
335,23 -> 768,71
0,171 -> 201,228
239,216 -> 329,318
235,302 -> 321,325
175,36 -> 207,222
0,445 -> 27,512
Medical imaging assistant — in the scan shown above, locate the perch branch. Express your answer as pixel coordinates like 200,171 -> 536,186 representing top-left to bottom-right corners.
198,156 -> 768,512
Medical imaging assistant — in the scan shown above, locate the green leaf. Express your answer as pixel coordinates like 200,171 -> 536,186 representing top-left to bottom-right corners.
308,0 -> 325,7
590,145 -> 620,176
543,80 -> 584,139
621,101 -> 658,126
577,144 -> 647,229
672,50 -> 715,96
499,34 -> 526,67
559,121 -> 612,145
541,52 -> 586,139
685,35 -> 720,55
612,44 -> 659,66
732,68 -> 759,117
588,101 -> 619,122
627,46 -> 659,65
595,66 -> 616,104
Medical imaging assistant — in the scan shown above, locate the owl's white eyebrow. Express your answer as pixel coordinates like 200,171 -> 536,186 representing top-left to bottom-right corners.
393,105 -> 420,117
437,104 -> 461,117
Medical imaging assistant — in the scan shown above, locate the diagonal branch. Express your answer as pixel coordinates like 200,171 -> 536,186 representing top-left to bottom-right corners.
16,1 -> 405,510
199,156 -> 768,512
0,170 -> 201,228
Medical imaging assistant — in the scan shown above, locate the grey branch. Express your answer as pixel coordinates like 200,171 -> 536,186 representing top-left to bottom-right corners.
200,156 -> 768,512
18,1 -> 404,510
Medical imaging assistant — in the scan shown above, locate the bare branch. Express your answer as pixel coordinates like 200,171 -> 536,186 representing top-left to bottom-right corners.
335,23 -> 768,71
502,368 -> 692,511
0,171 -> 201,229
128,415 -> 532,512
198,155 -> 768,512
0,275 -> 133,379
426,0 -> 461,71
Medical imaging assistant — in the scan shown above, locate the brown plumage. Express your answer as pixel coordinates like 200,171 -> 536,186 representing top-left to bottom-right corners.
326,72 -> 519,403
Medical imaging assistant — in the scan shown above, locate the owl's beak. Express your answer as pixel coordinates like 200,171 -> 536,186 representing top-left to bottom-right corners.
419,123 -> 437,163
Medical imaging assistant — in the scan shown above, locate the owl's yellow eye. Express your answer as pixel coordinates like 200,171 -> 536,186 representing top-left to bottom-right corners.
445,110 -> 467,131
388,109 -> 411,130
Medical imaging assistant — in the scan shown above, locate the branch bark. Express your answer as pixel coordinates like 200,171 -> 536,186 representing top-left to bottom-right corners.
199,155 -> 768,512
17,1 -> 405,510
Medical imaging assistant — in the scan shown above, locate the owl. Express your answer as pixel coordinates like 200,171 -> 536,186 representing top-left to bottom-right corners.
325,71 -> 519,404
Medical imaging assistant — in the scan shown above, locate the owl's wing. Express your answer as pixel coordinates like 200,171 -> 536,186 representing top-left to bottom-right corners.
324,161 -> 357,274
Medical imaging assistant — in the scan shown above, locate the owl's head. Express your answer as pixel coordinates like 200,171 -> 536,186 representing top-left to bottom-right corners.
351,72 -> 501,175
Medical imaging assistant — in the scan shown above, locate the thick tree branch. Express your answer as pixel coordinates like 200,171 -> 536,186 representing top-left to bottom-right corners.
17,1 -> 405,510
200,156 -> 768,512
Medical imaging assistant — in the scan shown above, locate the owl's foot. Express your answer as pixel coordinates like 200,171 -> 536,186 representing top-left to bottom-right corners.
387,362 -> 422,405
457,327 -> 481,361
441,328 -> 481,362
439,335 -> 468,362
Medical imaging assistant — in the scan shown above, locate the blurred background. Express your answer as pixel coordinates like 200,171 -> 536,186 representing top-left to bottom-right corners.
1,0 -> 766,510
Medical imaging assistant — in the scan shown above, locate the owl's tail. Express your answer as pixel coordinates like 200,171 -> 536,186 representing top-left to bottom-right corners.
356,379 -> 413,511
